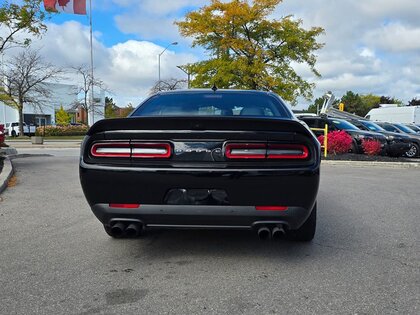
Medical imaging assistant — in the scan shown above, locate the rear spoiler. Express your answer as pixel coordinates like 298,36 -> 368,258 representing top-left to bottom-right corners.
87,116 -> 314,137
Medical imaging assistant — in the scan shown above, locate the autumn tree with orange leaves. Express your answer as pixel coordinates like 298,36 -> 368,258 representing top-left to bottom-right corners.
176,0 -> 324,104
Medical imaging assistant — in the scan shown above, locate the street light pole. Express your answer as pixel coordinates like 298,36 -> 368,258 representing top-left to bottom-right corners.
158,42 -> 178,91
177,65 -> 191,89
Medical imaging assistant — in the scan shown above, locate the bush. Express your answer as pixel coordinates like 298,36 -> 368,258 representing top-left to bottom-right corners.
317,135 -> 324,145
35,125 -> 88,136
326,130 -> 353,155
362,139 -> 382,156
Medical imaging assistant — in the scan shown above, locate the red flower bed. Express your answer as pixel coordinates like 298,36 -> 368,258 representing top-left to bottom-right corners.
326,130 -> 353,155
362,139 -> 382,156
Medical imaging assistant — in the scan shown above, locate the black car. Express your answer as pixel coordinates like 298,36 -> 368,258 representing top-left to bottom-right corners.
347,119 -> 412,157
403,123 -> 420,134
80,90 -> 321,241
375,122 -> 420,157
299,116 -> 387,154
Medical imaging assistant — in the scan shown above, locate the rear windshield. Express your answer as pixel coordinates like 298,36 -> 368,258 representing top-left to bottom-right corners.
331,119 -> 359,131
394,123 -> 416,134
131,92 -> 291,118
361,121 -> 385,132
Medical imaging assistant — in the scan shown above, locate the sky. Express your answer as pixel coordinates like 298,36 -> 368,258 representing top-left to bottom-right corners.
4,0 -> 420,109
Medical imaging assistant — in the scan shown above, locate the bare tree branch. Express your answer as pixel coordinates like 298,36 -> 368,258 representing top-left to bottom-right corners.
0,49 -> 63,135
71,65 -> 108,125
149,78 -> 187,95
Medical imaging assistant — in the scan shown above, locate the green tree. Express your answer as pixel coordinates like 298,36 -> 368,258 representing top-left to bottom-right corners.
0,0 -> 49,53
408,98 -> 420,106
176,0 -> 324,104
120,103 -> 134,118
306,97 -> 325,114
105,96 -> 118,119
55,105 -> 71,126
340,91 -> 364,116
379,96 -> 403,106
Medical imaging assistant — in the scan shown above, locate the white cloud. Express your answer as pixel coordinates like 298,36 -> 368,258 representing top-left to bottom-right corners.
4,0 -> 420,109
3,21 -> 197,107
365,23 -> 420,52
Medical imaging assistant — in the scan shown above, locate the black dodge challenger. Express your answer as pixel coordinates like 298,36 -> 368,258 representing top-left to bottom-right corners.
80,89 -> 320,241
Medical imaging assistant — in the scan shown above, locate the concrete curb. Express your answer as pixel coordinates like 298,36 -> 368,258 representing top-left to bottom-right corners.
322,160 -> 420,168
0,157 -> 14,195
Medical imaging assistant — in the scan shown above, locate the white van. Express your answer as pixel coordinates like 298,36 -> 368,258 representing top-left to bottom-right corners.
4,122 -> 37,137
365,105 -> 420,124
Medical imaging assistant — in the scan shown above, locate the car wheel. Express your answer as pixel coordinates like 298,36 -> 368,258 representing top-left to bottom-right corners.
11,130 -> 17,137
350,142 -> 358,154
405,144 -> 419,158
286,203 -> 317,242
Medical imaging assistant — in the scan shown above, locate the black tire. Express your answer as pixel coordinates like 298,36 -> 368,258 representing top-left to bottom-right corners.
11,130 -> 17,137
350,142 -> 358,154
405,144 -> 419,158
286,203 -> 317,242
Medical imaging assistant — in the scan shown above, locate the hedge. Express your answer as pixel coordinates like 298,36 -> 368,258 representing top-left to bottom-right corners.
35,125 -> 88,136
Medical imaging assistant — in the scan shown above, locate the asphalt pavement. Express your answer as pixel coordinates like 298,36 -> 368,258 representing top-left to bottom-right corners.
0,148 -> 419,314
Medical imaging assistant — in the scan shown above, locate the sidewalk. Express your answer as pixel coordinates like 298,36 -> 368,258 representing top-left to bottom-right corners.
5,140 -> 81,149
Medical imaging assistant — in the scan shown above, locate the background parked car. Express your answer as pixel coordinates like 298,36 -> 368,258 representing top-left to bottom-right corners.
403,123 -> 420,134
347,119 -> 412,157
5,122 -> 37,137
299,115 -> 387,154
375,122 -> 420,157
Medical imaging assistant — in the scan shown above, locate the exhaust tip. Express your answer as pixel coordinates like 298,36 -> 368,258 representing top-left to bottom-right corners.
257,227 -> 271,240
272,226 -> 285,240
110,222 -> 126,238
125,223 -> 142,238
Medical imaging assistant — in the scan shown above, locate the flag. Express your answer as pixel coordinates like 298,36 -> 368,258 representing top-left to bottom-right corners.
44,0 -> 87,15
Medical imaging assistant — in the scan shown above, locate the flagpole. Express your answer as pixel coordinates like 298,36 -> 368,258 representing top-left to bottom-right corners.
89,0 -> 94,125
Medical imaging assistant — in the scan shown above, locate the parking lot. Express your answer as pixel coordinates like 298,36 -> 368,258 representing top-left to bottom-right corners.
0,149 -> 419,314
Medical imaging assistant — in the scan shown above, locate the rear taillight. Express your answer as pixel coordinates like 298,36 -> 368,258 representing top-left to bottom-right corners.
131,143 -> 171,158
91,142 -> 131,158
90,142 -> 172,159
109,203 -> 140,208
255,206 -> 288,211
225,143 -> 266,159
225,143 -> 309,160
267,144 -> 309,159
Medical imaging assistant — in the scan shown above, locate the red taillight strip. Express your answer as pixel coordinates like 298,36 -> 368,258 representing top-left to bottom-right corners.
255,206 -> 288,211
109,203 -> 140,208
131,143 -> 172,158
90,142 -> 172,159
225,143 -> 266,159
267,144 -> 309,159
225,143 -> 310,160
91,142 -> 131,158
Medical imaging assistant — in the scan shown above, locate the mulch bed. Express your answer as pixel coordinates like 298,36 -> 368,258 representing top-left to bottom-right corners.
322,153 -> 416,162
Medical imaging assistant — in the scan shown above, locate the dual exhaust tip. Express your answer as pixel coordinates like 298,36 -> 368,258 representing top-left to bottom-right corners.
109,222 -> 284,239
257,225 -> 285,240
110,222 -> 143,238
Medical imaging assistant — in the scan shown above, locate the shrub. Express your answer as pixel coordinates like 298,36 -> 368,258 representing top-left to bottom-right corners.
317,135 -> 324,145
55,105 -> 71,126
362,139 -> 382,156
326,130 -> 353,155
35,125 -> 88,137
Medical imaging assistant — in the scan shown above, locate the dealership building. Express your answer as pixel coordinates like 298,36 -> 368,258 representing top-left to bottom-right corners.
0,82 -> 105,126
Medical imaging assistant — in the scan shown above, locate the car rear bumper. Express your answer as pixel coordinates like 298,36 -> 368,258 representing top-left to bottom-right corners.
80,161 -> 320,231
91,203 -> 315,230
